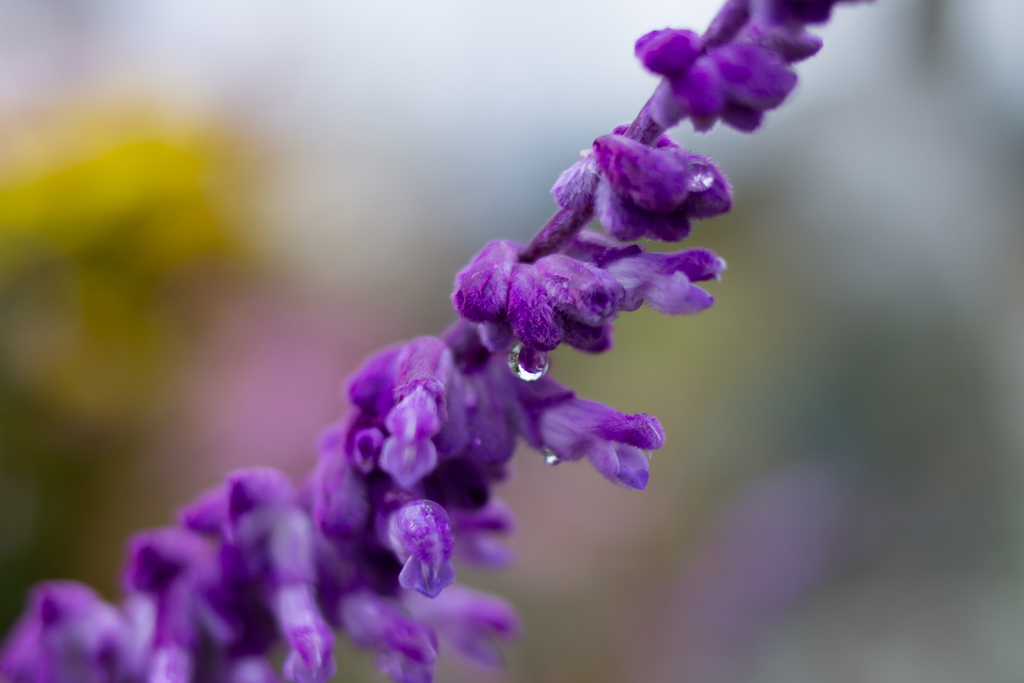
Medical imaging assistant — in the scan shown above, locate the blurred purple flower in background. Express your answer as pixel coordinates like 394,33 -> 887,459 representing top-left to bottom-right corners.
0,1 -> 872,681
638,463 -> 850,683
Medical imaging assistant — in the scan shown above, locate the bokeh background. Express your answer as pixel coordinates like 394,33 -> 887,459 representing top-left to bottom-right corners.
1,0 -> 1023,681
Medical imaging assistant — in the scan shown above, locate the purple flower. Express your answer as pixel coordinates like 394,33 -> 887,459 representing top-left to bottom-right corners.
638,0 -> 875,133
592,133 -> 732,241
564,230 -> 726,315
341,592 -> 438,683
404,585 -> 520,668
273,585 -> 335,683
123,528 -> 211,669
380,338 -> 452,489
388,501 -> 456,598
551,155 -> 600,212
450,240 -> 519,324
534,254 -> 623,327
506,262 -> 563,352
0,582 -> 140,683
209,468 -> 336,683
538,398 -> 665,490
311,448 -> 370,539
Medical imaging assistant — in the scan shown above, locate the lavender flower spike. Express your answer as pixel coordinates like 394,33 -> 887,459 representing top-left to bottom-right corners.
1,2 -> 871,681
389,500 -> 457,598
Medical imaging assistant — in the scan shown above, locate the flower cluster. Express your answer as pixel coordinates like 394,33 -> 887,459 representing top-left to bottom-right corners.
0,1 -> 868,682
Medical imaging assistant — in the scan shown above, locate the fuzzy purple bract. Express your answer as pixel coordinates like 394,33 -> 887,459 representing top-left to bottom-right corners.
0,1 -> 870,681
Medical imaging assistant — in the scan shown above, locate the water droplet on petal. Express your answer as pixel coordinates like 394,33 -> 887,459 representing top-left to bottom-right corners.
686,161 -> 715,192
543,448 -> 561,466
509,342 -> 548,381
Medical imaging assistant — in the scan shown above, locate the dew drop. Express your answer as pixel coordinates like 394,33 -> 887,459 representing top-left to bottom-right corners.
509,342 -> 549,381
543,448 -> 561,466
686,161 -> 715,192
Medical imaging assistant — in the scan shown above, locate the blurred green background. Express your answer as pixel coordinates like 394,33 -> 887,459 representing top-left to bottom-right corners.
1,0 -> 1024,681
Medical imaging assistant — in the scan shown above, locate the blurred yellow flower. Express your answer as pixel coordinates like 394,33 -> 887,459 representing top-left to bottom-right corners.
0,104 -> 247,424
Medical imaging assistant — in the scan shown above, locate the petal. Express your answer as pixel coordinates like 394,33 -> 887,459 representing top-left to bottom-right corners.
713,43 -> 797,110
385,386 -> 442,444
583,442 -> 650,490
643,272 -> 716,315
177,484 -> 228,536
594,180 -> 692,243
380,437 -> 438,490
341,592 -> 438,683
664,248 -> 728,282
352,427 -> 385,472
451,241 -> 518,323
389,501 -> 455,571
346,345 -> 402,417
551,156 -> 599,211
399,557 -> 457,598
463,371 -> 518,466
393,337 -> 452,410
592,134 -> 691,214
593,408 -> 665,450
150,644 -> 193,683
635,28 -> 702,79
534,254 -> 623,327
613,444 -> 651,490
477,319 -> 515,353
124,528 -> 209,594
720,102 -> 765,132
583,440 -> 621,482
670,57 -> 725,119
507,264 -> 562,352
604,250 -> 722,314
275,585 -> 335,683
560,318 -> 614,353
226,468 -> 295,526
269,510 -> 317,584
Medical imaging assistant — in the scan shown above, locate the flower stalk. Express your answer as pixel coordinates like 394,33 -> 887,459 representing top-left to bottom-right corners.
0,1 -> 871,682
